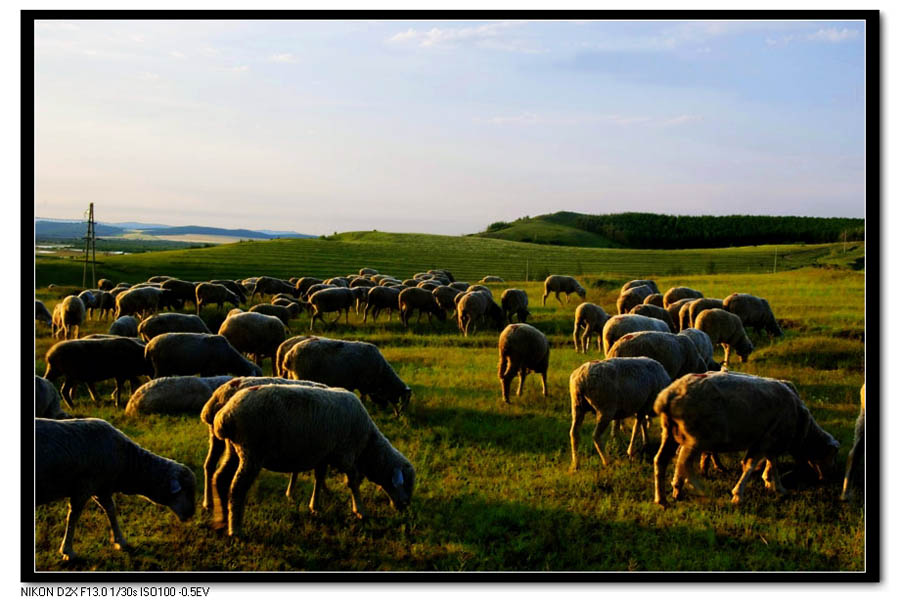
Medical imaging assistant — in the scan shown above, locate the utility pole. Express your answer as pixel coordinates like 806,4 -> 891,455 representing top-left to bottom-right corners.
82,203 -> 96,288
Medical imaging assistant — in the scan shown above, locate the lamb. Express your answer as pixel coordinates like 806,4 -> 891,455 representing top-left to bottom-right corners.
572,302 -> 610,353
643,293 -> 664,307
617,285 -> 654,315
282,337 -> 411,414
665,298 -> 693,332
607,331 -> 708,380
652,371 -> 839,506
685,298 -> 724,330
210,384 -> 415,536
195,282 -> 241,314
35,375 -> 69,419
250,276 -> 296,303
35,418 -> 196,561
456,291 -> 505,336
432,285 -> 462,317
115,287 -> 163,321
308,287 -> 355,329
124,375 -> 233,416
500,289 -> 530,323
44,337 -> 152,409
498,323 -> 549,403
35,299 -> 52,327
108,315 -> 139,338
97,278 -> 114,291
138,313 -> 211,342
841,383 -> 865,502
398,287 -> 447,327
694,308 -> 754,368
249,302 -> 300,326
218,312 -> 287,375
569,358 -> 672,470
662,287 -> 703,308
723,293 -> 784,337
679,328 -> 721,371
481,275 -> 504,283
601,314 -> 671,356
542,275 -> 586,306
59,295 -> 86,340
144,333 -> 263,378
630,303 -> 676,332
364,286 -> 401,323
621,280 -> 660,295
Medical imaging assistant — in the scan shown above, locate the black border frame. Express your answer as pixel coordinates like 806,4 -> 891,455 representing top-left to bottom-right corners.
23,9 -> 880,583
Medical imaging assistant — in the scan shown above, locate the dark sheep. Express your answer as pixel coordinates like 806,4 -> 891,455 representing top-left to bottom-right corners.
138,313 -> 211,342
456,291 -> 505,336
144,333 -> 263,378
500,289 -> 530,323
35,299 -> 53,326
662,287 -> 703,309
195,282 -> 241,314
364,286 -> 401,323
308,287 -> 355,329
617,285 -> 654,315
35,375 -> 69,419
398,287 -> 447,327
723,293 -> 784,337
542,275 -> 586,307
498,323 -> 549,403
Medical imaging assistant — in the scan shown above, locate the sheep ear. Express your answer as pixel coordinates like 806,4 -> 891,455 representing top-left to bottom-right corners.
170,478 -> 182,495
392,467 -> 404,488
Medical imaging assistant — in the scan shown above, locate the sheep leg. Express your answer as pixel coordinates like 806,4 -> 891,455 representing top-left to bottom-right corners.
94,493 -> 129,551
363,305 -> 370,323
285,472 -> 298,498
516,368 -> 527,397
555,292 -> 562,306
590,413 -> 613,467
113,377 -> 126,408
722,344 -> 731,370
653,417 -> 679,507
211,442 -> 240,531
202,433 -> 225,511
761,459 -> 786,495
59,495 -> 88,562
345,470 -> 367,519
572,322 -> 581,351
671,445 -> 705,501
730,455 -> 759,504
541,292 -> 548,307
228,455 -> 263,538
539,371 -> 547,397
60,378 -> 76,409
499,357 -> 514,403
569,404 -> 587,471
626,418 -> 643,459
86,382 -> 100,403
308,464 -> 328,514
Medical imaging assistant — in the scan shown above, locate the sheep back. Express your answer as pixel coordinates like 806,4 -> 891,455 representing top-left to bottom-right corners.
125,375 -> 233,416
607,330 -> 707,379
145,333 -> 262,378
723,293 -> 783,336
662,287 -> 703,309
601,314 -> 671,356
138,313 -> 211,341
694,309 -> 754,361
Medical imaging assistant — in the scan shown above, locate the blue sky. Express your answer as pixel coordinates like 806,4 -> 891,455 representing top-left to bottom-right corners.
33,19 -> 866,235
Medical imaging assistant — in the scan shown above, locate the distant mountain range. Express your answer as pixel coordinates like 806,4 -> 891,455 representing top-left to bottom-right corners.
34,218 -> 315,240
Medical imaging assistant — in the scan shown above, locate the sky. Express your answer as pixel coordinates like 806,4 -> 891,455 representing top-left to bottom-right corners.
33,19 -> 866,235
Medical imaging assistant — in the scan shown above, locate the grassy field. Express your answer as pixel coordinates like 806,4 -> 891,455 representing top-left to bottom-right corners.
31,240 -> 866,573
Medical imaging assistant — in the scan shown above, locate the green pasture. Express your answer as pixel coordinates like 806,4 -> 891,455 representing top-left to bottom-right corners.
32,239 -> 866,572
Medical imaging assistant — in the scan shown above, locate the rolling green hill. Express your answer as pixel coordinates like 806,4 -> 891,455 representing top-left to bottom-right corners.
34,230 -> 864,288
474,212 -> 620,248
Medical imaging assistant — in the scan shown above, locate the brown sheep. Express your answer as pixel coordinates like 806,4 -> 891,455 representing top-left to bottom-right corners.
498,323 -> 549,403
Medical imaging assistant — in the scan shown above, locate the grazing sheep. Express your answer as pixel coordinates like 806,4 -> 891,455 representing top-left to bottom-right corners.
399,287 -> 447,327
108,315 -> 139,338
416,281 -> 439,292
195,283 -> 241,314
500,289 -> 530,323
147,275 -> 175,283
617,285 -> 654,315
210,280 -> 249,304
723,293 -> 784,337
97,278 -> 114,291
138,312 -> 211,342
115,287 -> 163,321
94,291 -> 116,320
841,383 -> 865,503
36,418 -> 195,561
643,293 -> 664,307
498,323 -> 549,403
449,282 -> 469,292
630,303 -> 676,332
249,302 -> 299,327
685,298 -> 724,330
430,268 -> 455,282
607,331 -> 707,380
569,358 -> 672,470
304,283 -> 336,300
199,376 -> 328,509
274,335 -> 312,377
665,298 -> 693,333
144,333 -> 262,378
364,286 -> 402,323
653,372 -> 839,506
124,375 -> 233,416
601,314 -> 671,356
481,275 -> 504,283
283,337 -> 411,414
662,287 -> 703,309
622,280 -> 660,295
694,308 -> 754,368
432,285 -> 461,317
217,312 -> 287,376
308,287 -> 355,329
35,375 -> 69,419
679,328 -> 721,371
572,302 -> 610,354
466,284 -> 493,297
210,384 -> 415,536
35,299 -> 52,326
51,304 -> 63,339
78,290 -> 100,320
359,267 -> 379,276
44,337 -> 151,409
59,295 -> 86,340
324,277 -> 350,288
160,279 -> 200,309
542,275 -> 586,307
456,291 -> 505,336
250,276 -> 296,303
350,277 -> 375,289
294,277 -> 324,298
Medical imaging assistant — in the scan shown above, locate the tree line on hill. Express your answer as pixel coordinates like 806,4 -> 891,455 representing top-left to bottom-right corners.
573,213 -> 864,249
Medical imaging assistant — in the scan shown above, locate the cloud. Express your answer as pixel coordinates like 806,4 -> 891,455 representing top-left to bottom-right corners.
484,112 -> 539,125
807,27 -> 860,43
169,50 -> 185,59
388,21 -> 543,53
229,65 -> 249,72
34,21 -> 79,32
269,53 -> 297,63
136,72 -> 160,81
479,112 -> 699,128
660,114 -> 702,127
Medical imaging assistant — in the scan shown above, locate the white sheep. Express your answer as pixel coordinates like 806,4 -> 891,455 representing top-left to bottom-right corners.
662,286 -> 703,309
36,418 -> 195,561
678,328 -> 721,371
542,275 -> 586,306
124,375 -> 233,416
629,303 -> 676,332
653,371 -> 839,506
59,295 -> 86,340
617,284 -> 654,315
683,298 -> 724,330
621,279 -> 660,295
138,312 -> 211,342
210,384 -> 415,536
694,308 -> 754,369
601,314 -> 671,356
456,291 -> 505,336
497,323 -> 550,403
607,330 -> 708,380
218,312 -> 287,376
572,302 -> 610,353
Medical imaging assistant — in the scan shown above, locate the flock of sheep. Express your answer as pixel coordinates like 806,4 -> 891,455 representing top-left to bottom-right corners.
33,268 -> 865,564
